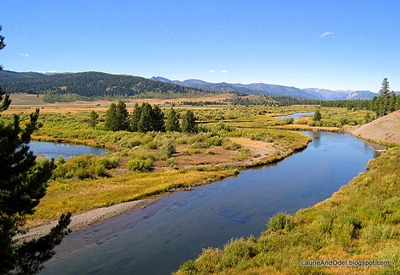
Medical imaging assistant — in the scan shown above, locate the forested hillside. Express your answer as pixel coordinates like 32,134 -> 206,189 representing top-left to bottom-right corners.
0,71 -> 214,100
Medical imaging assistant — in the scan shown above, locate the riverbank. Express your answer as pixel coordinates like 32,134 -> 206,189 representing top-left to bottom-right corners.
16,199 -> 156,243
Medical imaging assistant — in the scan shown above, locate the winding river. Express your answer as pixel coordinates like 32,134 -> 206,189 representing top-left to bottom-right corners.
41,131 -> 382,275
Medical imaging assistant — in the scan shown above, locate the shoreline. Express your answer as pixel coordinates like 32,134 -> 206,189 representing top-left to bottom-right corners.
15,199 -> 156,243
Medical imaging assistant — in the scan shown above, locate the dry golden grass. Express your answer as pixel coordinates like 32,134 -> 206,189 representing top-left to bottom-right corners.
5,93 -> 234,114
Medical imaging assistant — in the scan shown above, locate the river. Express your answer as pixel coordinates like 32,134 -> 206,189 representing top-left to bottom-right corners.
275,111 -> 314,120
41,131 -> 382,275
30,141 -> 108,159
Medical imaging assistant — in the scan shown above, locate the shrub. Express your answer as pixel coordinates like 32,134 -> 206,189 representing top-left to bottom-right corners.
166,157 -> 176,167
360,224 -> 398,244
160,142 -> 176,160
127,158 -> 153,171
268,213 -> 295,232
52,154 -> 117,179
222,238 -> 258,269
222,140 -> 242,151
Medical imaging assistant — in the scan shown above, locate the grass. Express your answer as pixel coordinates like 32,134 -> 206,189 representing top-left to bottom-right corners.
175,146 -> 400,274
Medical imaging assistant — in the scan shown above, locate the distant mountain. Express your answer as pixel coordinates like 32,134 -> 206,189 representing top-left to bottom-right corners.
304,88 -> 377,100
152,76 -> 379,100
0,71 -> 213,98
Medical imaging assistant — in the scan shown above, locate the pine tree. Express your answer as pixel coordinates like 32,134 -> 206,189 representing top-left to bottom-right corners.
115,101 -> 129,131
377,78 -> 390,117
0,27 -> 70,274
138,103 -> 153,133
165,108 -> 180,132
88,110 -> 99,129
182,110 -> 197,133
389,91 -> 396,113
130,103 -> 142,132
151,105 -> 165,132
105,103 -> 118,131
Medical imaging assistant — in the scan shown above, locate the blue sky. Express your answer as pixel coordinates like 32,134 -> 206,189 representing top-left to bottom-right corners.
1,0 -> 399,91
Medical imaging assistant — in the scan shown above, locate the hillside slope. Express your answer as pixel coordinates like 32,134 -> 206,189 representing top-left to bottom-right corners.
348,111 -> 400,144
0,71 -> 213,98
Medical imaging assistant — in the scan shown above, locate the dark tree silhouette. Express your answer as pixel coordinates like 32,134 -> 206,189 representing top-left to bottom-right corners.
0,26 -> 71,274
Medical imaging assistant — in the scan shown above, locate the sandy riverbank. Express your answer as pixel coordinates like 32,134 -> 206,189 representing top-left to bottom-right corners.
15,199 -> 156,243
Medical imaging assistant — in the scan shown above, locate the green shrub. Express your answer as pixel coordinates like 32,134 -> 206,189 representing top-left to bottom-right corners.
222,140 -> 242,151
178,260 -> 197,274
268,213 -> 295,232
222,238 -> 258,269
312,215 -> 333,235
160,142 -> 176,160
361,224 -> 398,244
52,154 -> 117,179
127,158 -> 153,171
166,157 -> 176,167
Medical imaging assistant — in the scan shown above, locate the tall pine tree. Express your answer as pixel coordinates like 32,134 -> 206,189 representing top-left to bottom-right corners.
137,103 -> 153,133
105,103 -> 118,131
115,101 -> 129,131
151,105 -> 165,132
181,110 -> 197,133
130,103 -> 142,132
165,108 -> 180,132
0,26 -> 71,274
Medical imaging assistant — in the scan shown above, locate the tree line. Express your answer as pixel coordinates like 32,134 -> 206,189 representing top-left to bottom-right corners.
97,101 -> 198,133
0,71 -> 213,99
277,78 -> 400,118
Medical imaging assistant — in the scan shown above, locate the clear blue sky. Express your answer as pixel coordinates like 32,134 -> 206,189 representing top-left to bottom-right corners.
1,0 -> 399,91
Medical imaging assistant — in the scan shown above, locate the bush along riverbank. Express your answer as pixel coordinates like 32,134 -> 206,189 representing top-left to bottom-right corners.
176,146 -> 400,274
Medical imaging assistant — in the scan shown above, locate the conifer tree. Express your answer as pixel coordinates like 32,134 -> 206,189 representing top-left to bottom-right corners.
115,100 -> 129,131
151,105 -> 165,132
88,110 -> 99,129
105,103 -> 118,131
138,103 -> 153,132
130,103 -> 142,132
181,110 -> 197,133
165,108 -> 180,132
0,27 -> 70,274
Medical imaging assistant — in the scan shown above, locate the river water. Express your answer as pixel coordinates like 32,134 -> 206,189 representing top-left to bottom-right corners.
30,141 -> 107,159
275,111 -> 315,120
41,132 -> 381,275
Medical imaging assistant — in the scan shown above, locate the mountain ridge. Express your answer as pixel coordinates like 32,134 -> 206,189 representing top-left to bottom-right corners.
0,70 -> 213,98
152,76 -> 378,100
0,70 -> 380,100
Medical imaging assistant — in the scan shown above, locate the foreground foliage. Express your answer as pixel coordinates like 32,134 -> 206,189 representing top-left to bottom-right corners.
0,28 -> 70,274
176,146 -> 400,274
